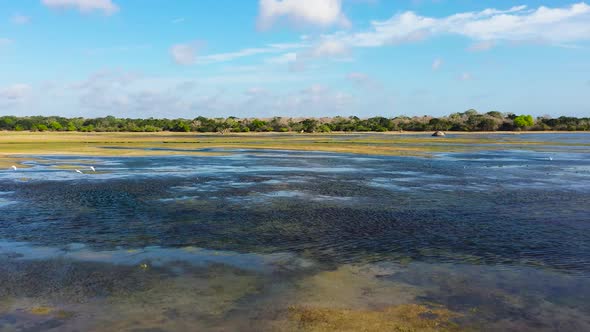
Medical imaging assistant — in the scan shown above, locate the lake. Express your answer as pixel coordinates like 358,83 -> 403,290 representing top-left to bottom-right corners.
1,133 -> 589,331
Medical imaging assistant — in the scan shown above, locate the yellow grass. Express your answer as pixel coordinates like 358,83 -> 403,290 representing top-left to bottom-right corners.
0,131 -> 588,167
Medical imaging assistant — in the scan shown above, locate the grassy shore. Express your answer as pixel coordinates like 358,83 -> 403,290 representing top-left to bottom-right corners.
1,131 -> 588,167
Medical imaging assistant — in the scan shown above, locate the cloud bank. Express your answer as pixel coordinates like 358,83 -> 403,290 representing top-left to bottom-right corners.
258,0 -> 350,29
41,0 -> 119,15
325,2 -> 590,49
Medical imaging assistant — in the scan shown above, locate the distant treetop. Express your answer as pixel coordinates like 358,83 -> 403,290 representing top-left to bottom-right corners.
0,111 -> 588,133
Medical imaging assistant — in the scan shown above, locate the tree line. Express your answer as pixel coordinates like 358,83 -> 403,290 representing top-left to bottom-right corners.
0,110 -> 588,133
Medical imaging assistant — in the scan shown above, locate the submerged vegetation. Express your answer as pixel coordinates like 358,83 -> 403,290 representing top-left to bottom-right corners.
289,305 -> 461,332
0,110 -> 588,133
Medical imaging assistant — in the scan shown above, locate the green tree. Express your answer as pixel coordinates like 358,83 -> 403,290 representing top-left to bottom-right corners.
477,118 -> 499,131
429,118 -> 451,131
49,121 -> 63,131
66,122 -> 77,131
300,119 -> 319,133
249,119 -> 268,132
80,125 -> 95,132
173,121 -> 191,132
513,115 -> 534,128
0,117 -> 15,130
317,124 -> 332,133
486,111 -> 503,118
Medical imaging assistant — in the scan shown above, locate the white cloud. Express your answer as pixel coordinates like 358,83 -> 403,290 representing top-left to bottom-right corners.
72,69 -> 141,89
11,14 -> 31,25
328,2 -> 590,48
4,68 -> 365,117
257,0 -> 350,30
170,3 -> 590,70
287,39 -> 350,70
459,72 -> 472,81
246,84 -> 354,116
290,84 -> 354,113
195,83 -> 357,117
83,44 -> 152,56
432,58 -> 443,70
245,87 -> 270,96
346,72 -> 381,90
310,39 -> 350,57
41,0 -> 119,15
199,46 -> 285,64
288,60 -> 307,73
0,84 -> 31,108
0,84 -> 31,99
265,52 -> 297,64
467,40 -> 496,52
170,42 -> 200,65
0,38 -> 13,48
347,72 -> 369,82
184,39 -> 347,71
67,70 -> 313,117
171,17 -> 185,24
175,42 -> 305,66
71,69 -> 355,117
70,70 -> 197,117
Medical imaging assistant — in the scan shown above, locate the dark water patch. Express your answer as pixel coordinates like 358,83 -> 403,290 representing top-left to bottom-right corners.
0,149 -> 589,273
1,175 -> 588,274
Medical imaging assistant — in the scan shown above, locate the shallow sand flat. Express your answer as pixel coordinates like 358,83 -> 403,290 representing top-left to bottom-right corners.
1,132 -> 589,168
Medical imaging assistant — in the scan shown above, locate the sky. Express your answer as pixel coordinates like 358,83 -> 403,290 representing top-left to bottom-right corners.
0,0 -> 589,118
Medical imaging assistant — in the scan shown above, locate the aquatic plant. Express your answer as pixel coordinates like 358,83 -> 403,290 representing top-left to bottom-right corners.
29,306 -> 54,315
289,304 -> 462,332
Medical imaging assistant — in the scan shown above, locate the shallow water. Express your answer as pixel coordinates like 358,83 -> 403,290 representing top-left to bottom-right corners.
1,134 -> 589,331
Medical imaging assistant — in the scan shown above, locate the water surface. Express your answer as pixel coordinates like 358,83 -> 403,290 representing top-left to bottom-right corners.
1,133 -> 589,331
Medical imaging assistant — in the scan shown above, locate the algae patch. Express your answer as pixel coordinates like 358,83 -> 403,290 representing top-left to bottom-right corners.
28,306 -> 54,315
289,304 -> 462,332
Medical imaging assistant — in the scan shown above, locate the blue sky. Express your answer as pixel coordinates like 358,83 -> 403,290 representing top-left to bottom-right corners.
0,0 -> 589,118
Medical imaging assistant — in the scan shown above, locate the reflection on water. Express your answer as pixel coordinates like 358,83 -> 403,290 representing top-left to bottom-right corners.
0,240 -> 313,273
1,134 -> 589,331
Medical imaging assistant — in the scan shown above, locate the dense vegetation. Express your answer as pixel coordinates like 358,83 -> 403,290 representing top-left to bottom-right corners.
0,110 -> 588,133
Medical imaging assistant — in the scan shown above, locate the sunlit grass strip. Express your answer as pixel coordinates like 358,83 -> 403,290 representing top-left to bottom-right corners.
1,132 -> 589,167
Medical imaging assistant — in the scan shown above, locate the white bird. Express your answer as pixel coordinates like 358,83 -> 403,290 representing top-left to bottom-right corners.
90,166 -> 96,172
75,169 -> 83,174
548,156 -> 553,161
11,165 -> 17,171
